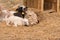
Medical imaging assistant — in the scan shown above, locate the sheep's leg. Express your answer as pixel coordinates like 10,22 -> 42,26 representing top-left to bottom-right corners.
13,22 -> 17,27
13,24 -> 17,27
5,15 -> 8,19
3,15 -> 8,21
26,20 -> 29,26
4,16 -> 10,26
24,19 -> 29,26
6,20 -> 10,26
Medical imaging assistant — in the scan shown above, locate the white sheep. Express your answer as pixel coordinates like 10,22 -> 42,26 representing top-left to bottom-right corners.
5,16 -> 29,27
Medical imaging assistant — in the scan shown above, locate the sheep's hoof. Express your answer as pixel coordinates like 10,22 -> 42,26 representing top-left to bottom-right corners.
24,25 -> 28,26
13,25 -> 17,27
7,25 -> 11,27
24,25 -> 29,27
37,20 -> 39,24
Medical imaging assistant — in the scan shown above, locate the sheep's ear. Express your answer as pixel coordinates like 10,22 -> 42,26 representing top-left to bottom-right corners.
24,7 -> 28,11
16,7 -> 22,11
16,7 -> 19,11
16,9 -> 18,11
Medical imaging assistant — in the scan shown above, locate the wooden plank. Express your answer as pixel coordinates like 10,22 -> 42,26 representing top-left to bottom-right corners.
26,0 -> 31,7
57,0 -> 59,12
23,0 -> 27,6
38,0 -> 41,10
31,0 -> 34,8
34,0 -> 38,9
41,0 -> 44,12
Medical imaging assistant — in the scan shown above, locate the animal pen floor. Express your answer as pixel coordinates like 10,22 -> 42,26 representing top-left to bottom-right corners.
0,12 -> 60,40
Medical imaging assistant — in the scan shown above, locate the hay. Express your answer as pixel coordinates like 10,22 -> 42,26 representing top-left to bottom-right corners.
0,12 -> 60,40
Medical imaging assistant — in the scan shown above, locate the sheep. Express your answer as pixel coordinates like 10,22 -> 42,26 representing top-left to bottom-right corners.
5,16 -> 29,27
15,5 -> 39,25
25,10 -> 39,25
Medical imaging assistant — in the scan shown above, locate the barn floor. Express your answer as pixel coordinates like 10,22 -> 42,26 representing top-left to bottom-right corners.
0,12 -> 60,40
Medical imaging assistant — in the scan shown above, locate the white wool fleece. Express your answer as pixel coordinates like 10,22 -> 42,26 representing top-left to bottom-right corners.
5,16 -> 29,27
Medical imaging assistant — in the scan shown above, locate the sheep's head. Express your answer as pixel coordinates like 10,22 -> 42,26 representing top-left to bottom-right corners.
16,5 -> 28,12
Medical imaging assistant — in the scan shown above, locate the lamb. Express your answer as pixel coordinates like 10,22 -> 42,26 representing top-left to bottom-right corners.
15,5 -> 39,25
5,16 -> 29,27
25,10 -> 39,25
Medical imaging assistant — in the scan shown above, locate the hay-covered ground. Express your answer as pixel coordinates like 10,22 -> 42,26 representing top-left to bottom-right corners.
0,12 -> 60,40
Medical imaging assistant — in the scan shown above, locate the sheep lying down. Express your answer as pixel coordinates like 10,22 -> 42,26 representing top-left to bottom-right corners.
25,10 -> 38,25
1,9 -> 16,21
5,16 -> 29,27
